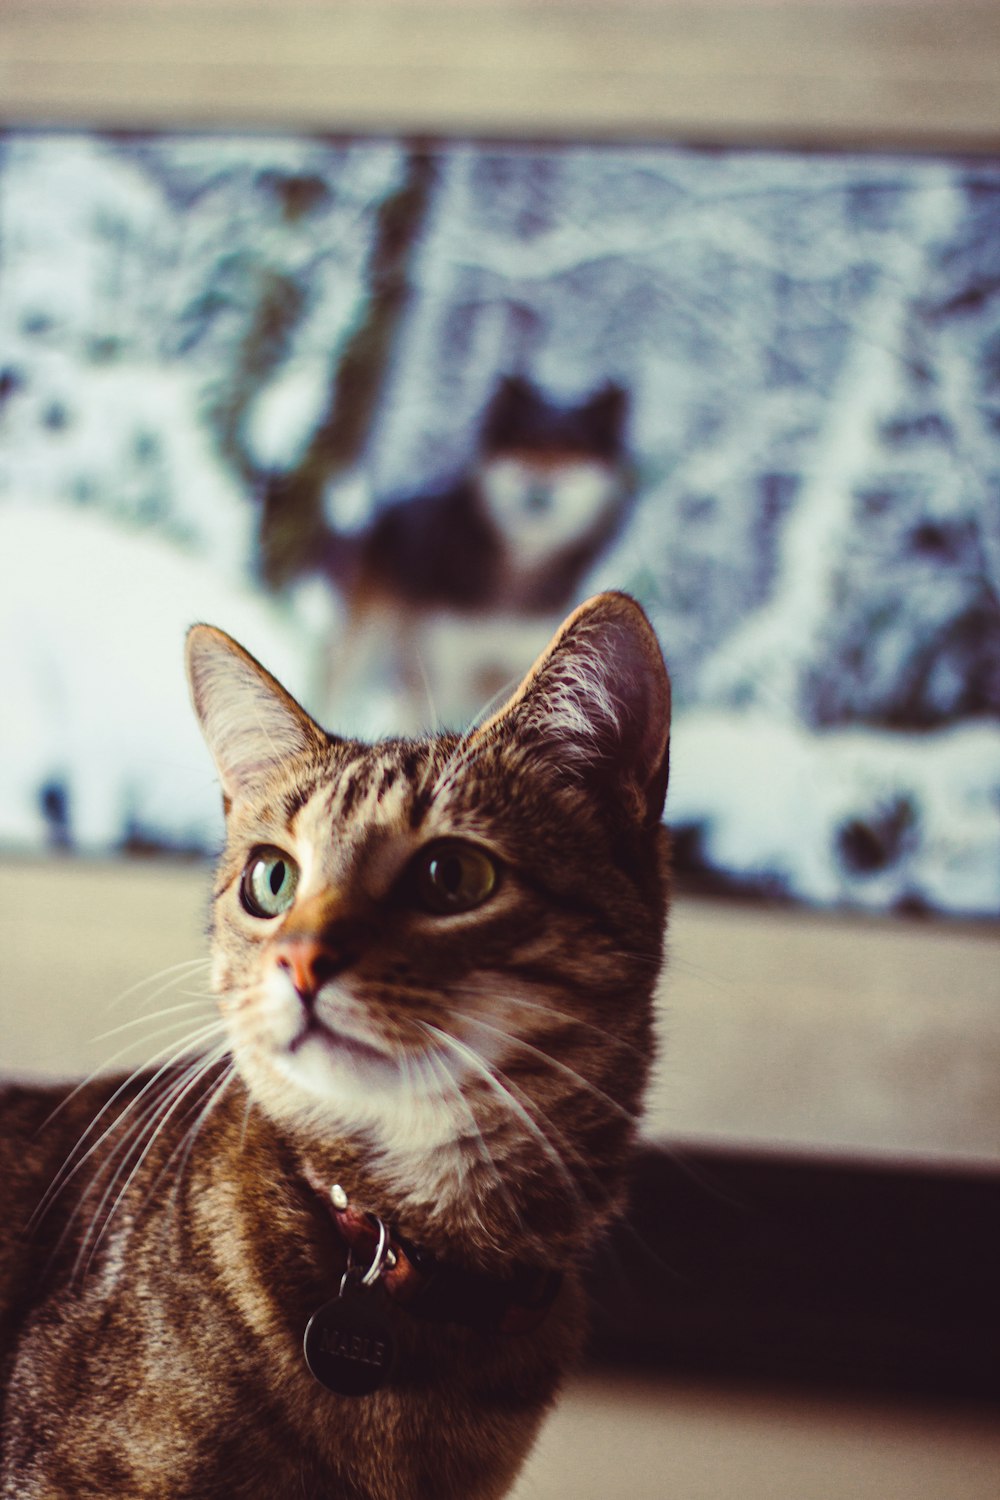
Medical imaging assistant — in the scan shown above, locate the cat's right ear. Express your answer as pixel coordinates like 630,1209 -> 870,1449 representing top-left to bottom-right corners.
185,625 -> 324,807
470,592 -> 671,828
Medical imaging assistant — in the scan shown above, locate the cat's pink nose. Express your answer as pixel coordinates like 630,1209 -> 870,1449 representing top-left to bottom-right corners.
274,938 -> 342,1002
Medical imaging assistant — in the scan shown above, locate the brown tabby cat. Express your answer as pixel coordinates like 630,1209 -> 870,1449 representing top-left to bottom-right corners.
0,591 -> 671,1499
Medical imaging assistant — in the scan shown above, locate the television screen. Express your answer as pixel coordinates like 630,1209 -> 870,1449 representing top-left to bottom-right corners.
1,131 -> 997,917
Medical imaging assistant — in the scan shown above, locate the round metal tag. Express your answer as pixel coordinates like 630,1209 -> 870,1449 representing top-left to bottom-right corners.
303,1288 -> 396,1397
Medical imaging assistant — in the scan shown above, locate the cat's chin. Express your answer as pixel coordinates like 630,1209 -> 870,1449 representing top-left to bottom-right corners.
287,1015 -> 389,1068
272,1023 -> 401,1100
243,1032 -> 473,1183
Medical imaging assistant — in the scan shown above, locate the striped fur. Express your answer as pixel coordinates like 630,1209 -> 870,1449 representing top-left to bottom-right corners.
0,592 -> 671,1499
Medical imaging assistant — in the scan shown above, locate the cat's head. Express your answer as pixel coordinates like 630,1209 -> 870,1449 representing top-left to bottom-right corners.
475,377 -> 632,564
186,592 -> 670,1250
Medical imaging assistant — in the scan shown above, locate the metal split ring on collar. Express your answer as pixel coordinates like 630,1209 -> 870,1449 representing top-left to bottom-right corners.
339,1211 -> 397,1295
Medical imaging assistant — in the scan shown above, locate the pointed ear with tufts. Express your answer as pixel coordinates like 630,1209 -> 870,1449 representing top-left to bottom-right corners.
582,382 -> 629,452
474,592 -> 671,827
185,625 -> 325,808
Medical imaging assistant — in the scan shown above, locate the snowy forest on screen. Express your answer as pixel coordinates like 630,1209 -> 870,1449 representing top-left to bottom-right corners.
0,132 -> 997,915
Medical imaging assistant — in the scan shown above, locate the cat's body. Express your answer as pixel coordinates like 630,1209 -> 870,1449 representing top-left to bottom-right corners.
0,592 -> 671,1498
322,377 -> 635,735
0,1073 -> 583,1499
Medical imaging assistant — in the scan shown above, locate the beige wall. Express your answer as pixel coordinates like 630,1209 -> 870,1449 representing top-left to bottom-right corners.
1,2 -> 998,150
3,858 -> 998,1168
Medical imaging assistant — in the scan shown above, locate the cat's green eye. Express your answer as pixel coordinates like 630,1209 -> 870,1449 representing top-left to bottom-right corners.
413,840 -> 498,915
240,847 -> 300,919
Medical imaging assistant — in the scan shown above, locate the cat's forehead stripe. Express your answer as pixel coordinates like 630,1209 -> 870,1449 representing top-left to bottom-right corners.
308,742 -> 440,831
282,782 -> 317,823
327,759 -> 367,823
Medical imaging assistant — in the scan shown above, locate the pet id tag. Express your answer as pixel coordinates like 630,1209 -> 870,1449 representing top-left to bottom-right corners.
304,1205 -> 397,1396
304,1279 -> 396,1396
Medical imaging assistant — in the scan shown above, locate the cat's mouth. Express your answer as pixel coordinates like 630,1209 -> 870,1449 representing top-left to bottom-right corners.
286,1013 -> 392,1071
271,1008 -> 406,1105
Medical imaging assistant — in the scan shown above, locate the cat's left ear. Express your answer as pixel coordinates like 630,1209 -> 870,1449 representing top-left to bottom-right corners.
476,592 -> 671,827
185,625 -> 324,807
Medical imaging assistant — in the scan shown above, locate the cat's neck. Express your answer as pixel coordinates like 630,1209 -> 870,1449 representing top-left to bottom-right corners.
207,1074 -> 622,1280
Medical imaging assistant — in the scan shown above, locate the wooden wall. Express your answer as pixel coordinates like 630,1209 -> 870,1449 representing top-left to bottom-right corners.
1,1 -> 999,151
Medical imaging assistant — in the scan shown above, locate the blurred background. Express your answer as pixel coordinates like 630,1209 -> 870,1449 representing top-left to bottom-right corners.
1,3 -> 998,1495
1,131 -> 998,914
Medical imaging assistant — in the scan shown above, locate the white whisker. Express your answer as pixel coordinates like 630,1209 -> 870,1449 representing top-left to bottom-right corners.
416,1044 -> 512,1247
78,1043 -> 232,1280
106,957 -> 213,1013
40,1051 -> 215,1279
32,1018 -> 228,1233
93,999 -> 215,1047
444,1006 -> 638,1127
447,976 -> 652,1063
417,1021 -> 588,1222
39,1005 -> 220,1136
162,1061 -> 237,1231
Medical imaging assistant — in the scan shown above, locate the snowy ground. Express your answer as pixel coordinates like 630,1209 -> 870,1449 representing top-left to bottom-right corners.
668,710 -> 1000,915
0,504 -> 316,853
1,501 -> 998,915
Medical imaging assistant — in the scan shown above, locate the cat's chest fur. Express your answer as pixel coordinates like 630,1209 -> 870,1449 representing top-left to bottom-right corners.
0,592 -> 671,1500
1,1078 -> 583,1500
